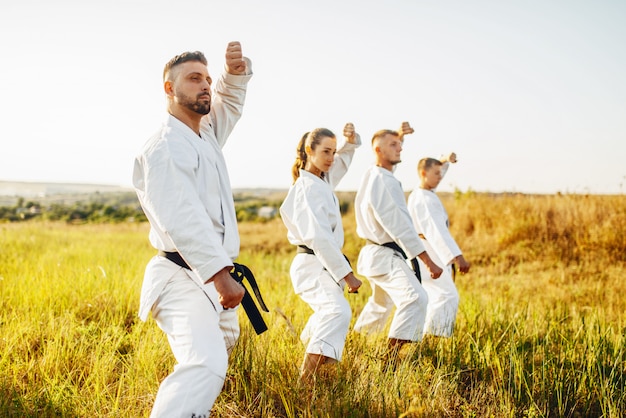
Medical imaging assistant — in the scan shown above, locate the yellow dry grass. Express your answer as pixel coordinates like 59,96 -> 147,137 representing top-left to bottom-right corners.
1,193 -> 624,417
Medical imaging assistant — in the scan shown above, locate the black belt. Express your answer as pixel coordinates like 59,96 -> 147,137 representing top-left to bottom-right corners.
296,245 -> 352,267
296,245 -> 315,255
158,251 -> 269,335
294,246 -> 356,293
159,250 -> 191,269
230,263 -> 270,335
366,240 -> 422,283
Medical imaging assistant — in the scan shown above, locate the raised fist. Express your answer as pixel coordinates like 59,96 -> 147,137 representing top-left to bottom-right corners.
225,41 -> 246,75
443,152 -> 457,164
343,122 -> 356,141
398,121 -> 414,139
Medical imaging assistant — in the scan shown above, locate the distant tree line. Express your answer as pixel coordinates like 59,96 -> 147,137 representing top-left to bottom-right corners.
0,192 -> 353,223
0,196 -> 147,223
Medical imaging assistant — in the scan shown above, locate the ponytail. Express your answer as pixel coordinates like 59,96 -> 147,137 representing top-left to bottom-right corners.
291,132 -> 309,183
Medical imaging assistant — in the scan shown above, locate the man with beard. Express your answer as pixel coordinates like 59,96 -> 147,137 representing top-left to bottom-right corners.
132,42 -> 252,417
353,123 -> 443,363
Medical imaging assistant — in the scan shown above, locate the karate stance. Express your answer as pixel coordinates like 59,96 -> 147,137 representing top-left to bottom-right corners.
280,123 -> 363,381
132,42 -> 252,417
353,122 -> 443,359
407,153 -> 470,338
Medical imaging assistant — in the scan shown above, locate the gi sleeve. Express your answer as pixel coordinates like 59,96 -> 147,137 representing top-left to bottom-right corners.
440,162 -> 450,178
411,191 -> 462,265
201,57 -> 253,148
327,133 -> 361,188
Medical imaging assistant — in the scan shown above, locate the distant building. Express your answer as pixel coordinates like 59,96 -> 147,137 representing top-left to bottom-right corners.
16,206 -> 42,219
257,206 -> 277,219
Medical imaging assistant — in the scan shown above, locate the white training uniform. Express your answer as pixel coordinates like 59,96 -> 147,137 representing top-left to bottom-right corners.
279,135 -> 360,361
132,60 -> 252,418
407,162 -> 461,337
353,166 -> 429,341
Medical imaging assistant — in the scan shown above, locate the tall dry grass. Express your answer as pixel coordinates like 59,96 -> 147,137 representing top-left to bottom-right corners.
0,193 -> 624,417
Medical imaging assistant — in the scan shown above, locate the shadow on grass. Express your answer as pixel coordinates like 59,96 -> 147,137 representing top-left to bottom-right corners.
0,381 -> 77,418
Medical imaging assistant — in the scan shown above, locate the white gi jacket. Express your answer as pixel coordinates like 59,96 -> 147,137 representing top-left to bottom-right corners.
407,163 -> 461,266
280,136 -> 361,283
355,165 -> 426,276
133,62 -> 252,321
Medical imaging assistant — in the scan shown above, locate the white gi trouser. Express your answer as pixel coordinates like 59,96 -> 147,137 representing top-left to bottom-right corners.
416,242 -> 459,338
147,259 -> 239,418
353,245 -> 428,341
408,181 -> 461,338
291,253 -> 351,361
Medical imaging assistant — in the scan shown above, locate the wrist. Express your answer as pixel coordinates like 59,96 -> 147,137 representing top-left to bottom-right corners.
208,266 -> 233,284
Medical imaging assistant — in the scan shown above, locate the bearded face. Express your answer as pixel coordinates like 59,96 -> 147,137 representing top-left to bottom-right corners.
175,90 -> 211,115
166,60 -> 213,116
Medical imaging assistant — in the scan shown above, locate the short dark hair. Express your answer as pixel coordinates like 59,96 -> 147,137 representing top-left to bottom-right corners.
371,129 -> 398,145
417,157 -> 442,177
163,51 -> 207,81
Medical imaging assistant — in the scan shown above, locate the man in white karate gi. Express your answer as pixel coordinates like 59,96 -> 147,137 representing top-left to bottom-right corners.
132,42 -> 252,417
408,153 -> 471,338
353,122 -> 443,358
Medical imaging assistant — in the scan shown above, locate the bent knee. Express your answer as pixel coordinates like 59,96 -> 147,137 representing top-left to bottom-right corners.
449,292 -> 460,306
199,357 -> 228,380
336,303 -> 353,328
442,288 -> 460,306
401,287 -> 429,310
323,301 -> 352,329
175,359 -> 229,386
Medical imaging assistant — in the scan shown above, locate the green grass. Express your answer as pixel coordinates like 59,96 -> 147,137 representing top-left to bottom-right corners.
1,193 -> 625,417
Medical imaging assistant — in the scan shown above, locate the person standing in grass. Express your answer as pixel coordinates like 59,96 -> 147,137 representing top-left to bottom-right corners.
352,122 -> 443,360
132,42 -> 251,417
407,153 -> 470,338
279,123 -> 363,381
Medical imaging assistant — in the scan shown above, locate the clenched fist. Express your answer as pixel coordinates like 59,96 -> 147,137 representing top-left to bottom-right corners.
343,122 -> 357,143
397,121 -> 414,140
225,41 -> 247,75
442,152 -> 457,164
343,272 -> 362,293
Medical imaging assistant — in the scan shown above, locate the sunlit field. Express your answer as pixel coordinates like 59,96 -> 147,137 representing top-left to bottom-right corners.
1,193 -> 625,417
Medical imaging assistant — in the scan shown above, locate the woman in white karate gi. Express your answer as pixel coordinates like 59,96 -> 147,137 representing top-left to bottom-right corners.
280,123 -> 362,381
407,153 -> 471,337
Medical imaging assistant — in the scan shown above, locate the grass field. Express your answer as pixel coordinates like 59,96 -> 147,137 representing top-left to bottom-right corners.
1,193 -> 624,417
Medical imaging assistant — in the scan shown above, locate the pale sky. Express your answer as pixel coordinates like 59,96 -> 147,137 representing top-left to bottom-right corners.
2,0 -> 625,194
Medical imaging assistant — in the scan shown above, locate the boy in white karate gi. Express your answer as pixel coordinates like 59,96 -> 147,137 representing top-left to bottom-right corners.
407,153 -> 471,337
